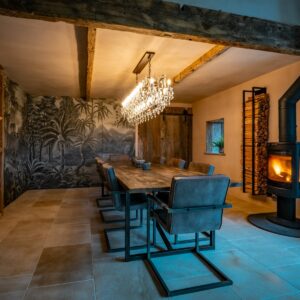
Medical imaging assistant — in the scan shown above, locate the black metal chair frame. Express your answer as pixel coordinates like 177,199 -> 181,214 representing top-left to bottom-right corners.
96,181 -> 113,209
99,205 -> 139,224
97,163 -> 139,224
103,191 -> 156,253
104,207 -> 143,252
146,196 -> 233,297
96,160 -> 113,209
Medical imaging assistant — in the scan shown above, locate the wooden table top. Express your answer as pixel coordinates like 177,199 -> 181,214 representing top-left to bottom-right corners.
110,162 -> 242,192
111,162 -> 207,192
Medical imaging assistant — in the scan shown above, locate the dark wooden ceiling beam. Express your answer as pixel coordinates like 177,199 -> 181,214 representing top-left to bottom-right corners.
173,45 -> 229,84
74,26 -> 87,99
86,27 -> 96,100
74,26 -> 96,100
0,0 -> 299,55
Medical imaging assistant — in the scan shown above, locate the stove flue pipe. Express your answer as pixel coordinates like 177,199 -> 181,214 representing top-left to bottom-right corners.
279,76 -> 300,143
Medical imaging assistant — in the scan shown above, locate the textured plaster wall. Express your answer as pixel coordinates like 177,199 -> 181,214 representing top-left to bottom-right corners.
192,61 -> 300,182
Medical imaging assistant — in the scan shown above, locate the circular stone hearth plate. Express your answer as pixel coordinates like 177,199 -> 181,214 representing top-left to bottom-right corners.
248,213 -> 300,238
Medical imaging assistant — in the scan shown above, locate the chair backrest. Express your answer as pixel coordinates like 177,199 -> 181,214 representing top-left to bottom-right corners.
188,162 -> 215,175
166,175 -> 230,234
95,157 -> 106,181
102,164 -> 123,209
167,157 -> 186,169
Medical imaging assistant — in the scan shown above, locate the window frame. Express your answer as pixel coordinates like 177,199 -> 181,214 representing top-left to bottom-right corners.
205,118 -> 224,155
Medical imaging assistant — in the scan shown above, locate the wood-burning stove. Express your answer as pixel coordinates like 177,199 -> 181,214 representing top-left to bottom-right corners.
248,76 -> 300,237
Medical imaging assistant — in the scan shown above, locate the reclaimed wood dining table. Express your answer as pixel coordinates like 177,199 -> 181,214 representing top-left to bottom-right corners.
110,162 -> 241,262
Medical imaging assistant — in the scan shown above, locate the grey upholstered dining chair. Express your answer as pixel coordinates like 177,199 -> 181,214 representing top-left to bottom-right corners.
174,161 -> 215,245
166,157 -> 186,169
96,158 -> 125,224
188,161 -> 215,175
146,175 -> 232,297
103,164 -> 150,252
95,157 -> 111,199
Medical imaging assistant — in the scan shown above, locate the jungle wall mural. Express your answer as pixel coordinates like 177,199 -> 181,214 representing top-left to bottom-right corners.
4,77 -> 135,206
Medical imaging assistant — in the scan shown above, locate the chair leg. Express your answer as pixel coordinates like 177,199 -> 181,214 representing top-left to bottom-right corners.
100,208 -> 139,224
104,207 -> 153,253
195,232 -> 199,251
210,231 -> 216,249
96,195 -> 113,209
156,222 -> 173,251
152,218 -> 157,247
174,234 -> 178,244
140,208 -> 143,226
96,182 -> 113,208
171,232 -> 213,250
104,224 -> 147,253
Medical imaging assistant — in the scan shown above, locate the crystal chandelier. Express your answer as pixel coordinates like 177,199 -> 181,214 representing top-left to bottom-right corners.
121,52 -> 174,125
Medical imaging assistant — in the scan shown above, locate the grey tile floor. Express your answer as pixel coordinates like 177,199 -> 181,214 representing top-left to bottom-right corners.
0,187 -> 299,299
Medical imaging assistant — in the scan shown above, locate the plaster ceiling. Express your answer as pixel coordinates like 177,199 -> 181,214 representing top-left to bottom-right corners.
0,15 -> 299,102
0,15 -> 80,96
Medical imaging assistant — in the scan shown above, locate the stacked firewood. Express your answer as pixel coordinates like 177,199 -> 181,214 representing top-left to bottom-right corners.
244,93 -> 269,195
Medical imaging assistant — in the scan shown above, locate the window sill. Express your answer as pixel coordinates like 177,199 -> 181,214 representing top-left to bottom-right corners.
204,152 -> 225,156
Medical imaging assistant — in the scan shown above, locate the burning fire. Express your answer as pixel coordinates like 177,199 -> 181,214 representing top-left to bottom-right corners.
268,155 -> 292,183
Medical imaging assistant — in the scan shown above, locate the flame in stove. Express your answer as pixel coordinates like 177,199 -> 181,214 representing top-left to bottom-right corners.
268,155 -> 292,183
273,162 -> 284,177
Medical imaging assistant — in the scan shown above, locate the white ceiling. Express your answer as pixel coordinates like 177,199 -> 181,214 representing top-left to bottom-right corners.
91,28 -> 214,100
0,15 -> 299,102
174,48 -> 300,102
0,15 -> 80,96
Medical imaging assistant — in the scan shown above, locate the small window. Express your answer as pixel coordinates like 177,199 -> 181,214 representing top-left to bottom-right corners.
206,118 -> 224,154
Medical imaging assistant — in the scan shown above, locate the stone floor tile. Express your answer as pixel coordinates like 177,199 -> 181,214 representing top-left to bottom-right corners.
0,274 -> 31,293
0,290 -> 26,300
30,243 -> 93,287
93,259 -> 161,300
0,238 -> 44,276
25,279 -> 95,300
204,249 -> 299,300
45,222 -> 91,247
4,219 -> 52,242
265,292 -> 300,300
270,263 -> 300,290
33,199 -> 62,207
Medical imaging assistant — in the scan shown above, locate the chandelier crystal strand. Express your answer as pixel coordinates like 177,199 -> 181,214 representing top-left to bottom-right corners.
121,58 -> 174,125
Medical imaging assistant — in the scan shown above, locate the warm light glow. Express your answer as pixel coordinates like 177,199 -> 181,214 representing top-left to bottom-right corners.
122,82 -> 143,108
268,154 -> 292,183
121,75 -> 174,125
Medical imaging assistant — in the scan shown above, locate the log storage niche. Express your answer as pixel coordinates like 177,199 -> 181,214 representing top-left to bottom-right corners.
242,87 -> 270,195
